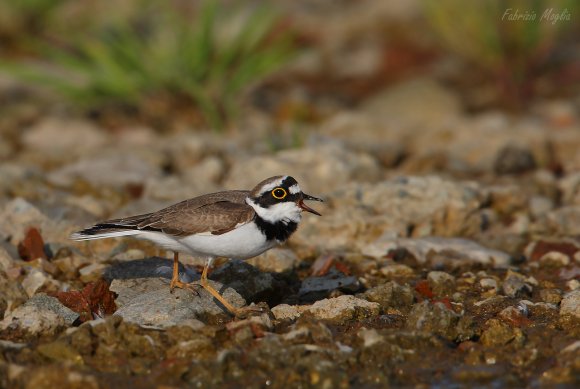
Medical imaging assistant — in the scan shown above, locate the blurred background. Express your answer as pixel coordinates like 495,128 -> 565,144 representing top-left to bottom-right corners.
0,0 -> 578,217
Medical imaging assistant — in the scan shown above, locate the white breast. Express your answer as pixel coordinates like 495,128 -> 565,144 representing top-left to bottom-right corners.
178,222 -> 276,259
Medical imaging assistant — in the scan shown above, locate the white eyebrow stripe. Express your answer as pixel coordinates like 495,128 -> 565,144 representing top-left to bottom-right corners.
289,184 -> 301,194
257,176 -> 287,196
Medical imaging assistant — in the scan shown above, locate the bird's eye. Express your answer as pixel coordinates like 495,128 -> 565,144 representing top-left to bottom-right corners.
271,187 -> 287,199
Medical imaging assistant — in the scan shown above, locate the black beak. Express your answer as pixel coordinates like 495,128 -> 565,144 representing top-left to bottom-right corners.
298,193 -> 324,216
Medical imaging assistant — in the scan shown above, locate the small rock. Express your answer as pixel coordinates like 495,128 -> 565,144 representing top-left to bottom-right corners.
498,305 -> 530,327
110,277 -> 245,327
560,289 -> 580,318
37,340 -> 83,364
271,304 -> 306,321
502,270 -> 535,298
406,300 -> 474,342
566,279 -> 579,290
539,251 -> 570,268
0,294 -> 78,337
299,267 -> 360,302
306,295 -> 380,324
0,245 -> 15,272
380,264 -> 415,278
369,237 -> 511,268
226,312 -> 273,333
480,318 -> 525,347
0,274 -> 28,318
358,328 -> 384,348
361,281 -> 414,311
166,336 -> 215,360
21,268 -> 50,297
0,198 -> 59,245
247,248 -> 300,273
78,263 -> 107,283
479,278 -> 499,291
493,145 -> 537,175
529,196 -> 554,218
427,271 -> 456,297
540,289 -> 563,305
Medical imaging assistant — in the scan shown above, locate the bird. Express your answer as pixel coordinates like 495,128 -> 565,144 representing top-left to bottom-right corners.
70,175 -> 323,317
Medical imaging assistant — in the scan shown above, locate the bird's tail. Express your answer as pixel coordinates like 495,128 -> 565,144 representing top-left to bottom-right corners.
70,213 -> 154,241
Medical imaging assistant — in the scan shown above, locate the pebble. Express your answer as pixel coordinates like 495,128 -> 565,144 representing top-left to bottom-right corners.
539,289 -> 563,305
538,251 -> 570,267
247,248 -> 300,273
427,271 -> 456,297
560,289 -> 580,318
361,281 -> 414,311
21,268 -> 50,297
0,294 -> 78,337
357,328 -> 384,348
306,295 -> 380,324
380,264 -> 415,278
0,245 -> 15,272
78,263 -> 108,283
271,304 -> 306,321
502,270 -> 535,298
299,267 -> 360,301
406,300 -> 474,342
480,318 -> 525,347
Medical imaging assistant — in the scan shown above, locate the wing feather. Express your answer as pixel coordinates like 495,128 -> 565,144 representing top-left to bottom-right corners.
72,190 -> 255,239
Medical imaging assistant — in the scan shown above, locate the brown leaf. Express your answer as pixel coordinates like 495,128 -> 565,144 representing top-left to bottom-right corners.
83,278 -> 117,317
53,290 -> 92,322
17,227 -> 47,261
52,279 -> 117,322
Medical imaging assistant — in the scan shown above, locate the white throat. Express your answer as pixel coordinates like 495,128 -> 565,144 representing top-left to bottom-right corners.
246,198 -> 302,225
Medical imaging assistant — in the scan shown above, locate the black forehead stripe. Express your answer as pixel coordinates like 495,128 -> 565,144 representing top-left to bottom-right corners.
280,176 -> 297,187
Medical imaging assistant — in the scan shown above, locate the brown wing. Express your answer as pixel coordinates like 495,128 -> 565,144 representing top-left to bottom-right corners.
98,190 -> 255,236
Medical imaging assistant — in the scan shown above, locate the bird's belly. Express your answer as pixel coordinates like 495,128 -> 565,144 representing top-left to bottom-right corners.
178,222 -> 276,259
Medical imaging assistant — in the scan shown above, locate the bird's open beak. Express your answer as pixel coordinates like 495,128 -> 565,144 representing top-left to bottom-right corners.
298,193 -> 324,216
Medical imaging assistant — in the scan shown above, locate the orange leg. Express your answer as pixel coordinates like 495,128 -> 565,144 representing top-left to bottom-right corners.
169,252 -> 199,294
199,260 -> 264,318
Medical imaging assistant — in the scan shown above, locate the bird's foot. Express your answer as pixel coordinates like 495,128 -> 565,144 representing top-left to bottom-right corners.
169,279 -> 201,296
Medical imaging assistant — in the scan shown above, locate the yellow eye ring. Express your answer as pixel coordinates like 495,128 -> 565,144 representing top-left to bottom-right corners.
271,187 -> 287,199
